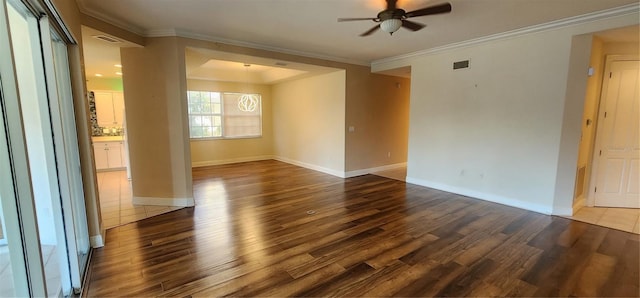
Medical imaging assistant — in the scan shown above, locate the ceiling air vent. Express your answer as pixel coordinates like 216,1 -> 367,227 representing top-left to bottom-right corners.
92,34 -> 122,44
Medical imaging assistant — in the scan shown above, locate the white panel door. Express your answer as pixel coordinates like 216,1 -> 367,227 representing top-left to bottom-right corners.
594,60 -> 639,208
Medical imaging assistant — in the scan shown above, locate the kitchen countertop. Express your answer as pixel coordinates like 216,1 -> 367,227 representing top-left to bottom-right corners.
92,136 -> 124,143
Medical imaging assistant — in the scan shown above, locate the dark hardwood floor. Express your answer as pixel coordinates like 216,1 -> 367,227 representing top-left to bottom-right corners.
85,160 -> 640,297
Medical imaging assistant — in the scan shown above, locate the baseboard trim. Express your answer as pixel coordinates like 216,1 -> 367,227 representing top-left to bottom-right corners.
273,157 -> 408,179
273,156 -> 346,178
344,162 -> 407,178
192,155 -> 274,167
133,196 -> 195,207
406,177 -> 553,215
552,207 -> 574,217
89,234 -> 104,248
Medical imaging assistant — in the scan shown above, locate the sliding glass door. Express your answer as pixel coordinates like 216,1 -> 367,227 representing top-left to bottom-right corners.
6,1 -> 72,296
0,0 -> 91,295
43,23 -> 91,291
0,84 -> 30,298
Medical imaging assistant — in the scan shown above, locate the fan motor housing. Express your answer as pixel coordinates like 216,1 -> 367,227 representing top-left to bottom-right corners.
377,9 -> 406,21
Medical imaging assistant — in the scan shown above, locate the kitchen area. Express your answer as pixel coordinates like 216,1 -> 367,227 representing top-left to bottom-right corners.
89,90 -> 129,175
82,26 -> 182,229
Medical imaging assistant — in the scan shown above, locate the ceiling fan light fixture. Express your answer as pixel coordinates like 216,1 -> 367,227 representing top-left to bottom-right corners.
338,1 -> 452,37
380,18 -> 402,35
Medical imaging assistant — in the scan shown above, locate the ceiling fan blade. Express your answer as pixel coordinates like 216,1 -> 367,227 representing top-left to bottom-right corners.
386,0 -> 398,10
338,17 -> 378,22
402,20 -> 426,31
360,25 -> 380,37
405,2 -> 452,18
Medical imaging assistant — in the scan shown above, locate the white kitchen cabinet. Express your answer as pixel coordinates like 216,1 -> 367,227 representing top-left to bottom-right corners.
93,141 -> 124,170
94,91 -> 125,127
112,92 -> 125,126
93,144 -> 109,170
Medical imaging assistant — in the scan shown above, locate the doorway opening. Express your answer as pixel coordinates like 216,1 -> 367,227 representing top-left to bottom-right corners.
81,26 -> 181,229
183,47 -> 411,183
370,65 -> 411,182
570,25 -> 639,234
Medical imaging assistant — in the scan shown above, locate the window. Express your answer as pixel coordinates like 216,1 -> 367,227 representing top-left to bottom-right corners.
187,91 -> 262,139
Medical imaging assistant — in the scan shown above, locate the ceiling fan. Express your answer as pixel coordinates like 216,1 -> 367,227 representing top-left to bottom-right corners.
338,0 -> 452,36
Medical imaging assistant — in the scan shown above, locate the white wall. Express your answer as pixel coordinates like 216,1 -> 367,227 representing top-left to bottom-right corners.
406,31 -> 571,214
380,12 -> 639,215
272,70 -> 346,176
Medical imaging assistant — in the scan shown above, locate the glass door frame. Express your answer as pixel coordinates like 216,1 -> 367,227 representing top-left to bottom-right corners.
0,0 -> 47,295
0,81 -> 32,297
40,18 -> 90,293
0,77 -> 33,297
0,0 -> 89,296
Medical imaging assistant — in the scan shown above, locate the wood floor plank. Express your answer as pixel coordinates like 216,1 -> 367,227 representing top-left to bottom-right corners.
392,261 -> 466,297
295,262 -> 377,297
86,160 -> 640,297
572,252 -> 617,297
332,260 -> 409,297
435,258 -> 498,297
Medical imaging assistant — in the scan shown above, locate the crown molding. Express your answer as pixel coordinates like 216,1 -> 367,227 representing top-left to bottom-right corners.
76,0 -> 147,36
76,2 -> 370,68
371,3 -> 640,68
76,1 -> 637,69
146,28 -> 371,67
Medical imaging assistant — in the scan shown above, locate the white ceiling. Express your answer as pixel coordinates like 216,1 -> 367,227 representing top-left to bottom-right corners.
82,26 -> 128,79
82,26 -> 340,83
76,0 -> 638,65
82,26 -> 120,79
185,47 -> 340,84
79,0 -> 639,82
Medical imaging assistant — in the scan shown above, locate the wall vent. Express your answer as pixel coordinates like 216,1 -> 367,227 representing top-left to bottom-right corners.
453,60 -> 469,70
92,34 -> 122,44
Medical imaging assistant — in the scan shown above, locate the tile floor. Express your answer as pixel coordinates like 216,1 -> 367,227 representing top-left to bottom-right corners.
566,206 -> 640,234
97,170 -> 183,229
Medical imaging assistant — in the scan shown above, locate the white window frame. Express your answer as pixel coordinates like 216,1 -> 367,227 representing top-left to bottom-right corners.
187,91 -> 224,139
187,90 -> 262,140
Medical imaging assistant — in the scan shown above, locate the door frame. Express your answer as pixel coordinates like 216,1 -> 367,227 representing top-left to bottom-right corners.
0,0 -> 48,295
587,54 -> 639,207
1,0 -> 91,295
41,18 -> 91,293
